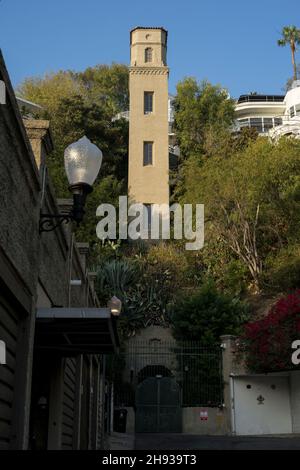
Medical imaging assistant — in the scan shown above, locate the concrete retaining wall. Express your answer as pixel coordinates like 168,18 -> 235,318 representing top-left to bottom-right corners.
122,406 -> 228,435
182,407 -> 227,435
290,371 -> 300,433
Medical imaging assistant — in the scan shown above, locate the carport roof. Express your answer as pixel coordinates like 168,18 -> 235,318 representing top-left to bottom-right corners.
35,307 -> 119,355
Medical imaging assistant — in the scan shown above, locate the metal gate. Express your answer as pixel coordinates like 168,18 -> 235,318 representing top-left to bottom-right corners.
135,376 -> 181,433
111,341 -> 223,433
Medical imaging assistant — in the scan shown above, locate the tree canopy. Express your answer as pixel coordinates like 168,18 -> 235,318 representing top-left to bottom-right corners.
177,136 -> 300,292
278,25 -> 300,81
171,282 -> 249,344
17,62 -> 300,341
173,78 -> 235,160
17,63 -> 129,117
18,65 -> 129,251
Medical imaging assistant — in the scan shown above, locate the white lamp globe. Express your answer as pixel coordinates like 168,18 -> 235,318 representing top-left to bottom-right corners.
108,296 -> 122,316
64,136 -> 102,187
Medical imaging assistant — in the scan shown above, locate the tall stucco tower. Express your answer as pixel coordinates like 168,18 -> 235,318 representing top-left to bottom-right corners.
128,27 -> 169,206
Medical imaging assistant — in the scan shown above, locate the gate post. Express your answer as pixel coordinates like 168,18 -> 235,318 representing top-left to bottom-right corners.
220,335 -> 237,435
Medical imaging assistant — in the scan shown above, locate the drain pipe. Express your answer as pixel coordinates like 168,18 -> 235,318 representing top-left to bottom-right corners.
230,374 -> 236,435
110,382 -> 114,433
68,231 -> 74,308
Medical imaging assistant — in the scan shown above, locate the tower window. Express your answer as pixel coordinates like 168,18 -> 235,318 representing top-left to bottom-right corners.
144,204 -> 153,231
144,92 -> 153,114
143,142 -> 153,166
145,47 -> 153,63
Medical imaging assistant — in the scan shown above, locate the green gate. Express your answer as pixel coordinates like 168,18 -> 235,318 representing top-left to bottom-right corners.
110,341 -> 223,433
135,376 -> 182,433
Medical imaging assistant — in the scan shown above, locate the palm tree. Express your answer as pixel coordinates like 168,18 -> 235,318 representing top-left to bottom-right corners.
278,25 -> 300,81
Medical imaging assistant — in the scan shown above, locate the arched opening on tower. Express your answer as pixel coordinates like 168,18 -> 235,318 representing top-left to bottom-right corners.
144,47 -> 153,63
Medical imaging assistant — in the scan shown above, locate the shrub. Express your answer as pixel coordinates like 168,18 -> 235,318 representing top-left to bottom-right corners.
240,290 -> 300,372
171,282 -> 249,344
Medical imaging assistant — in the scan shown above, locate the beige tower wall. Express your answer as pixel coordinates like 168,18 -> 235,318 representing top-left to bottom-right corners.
130,28 -> 167,66
128,28 -> 169,206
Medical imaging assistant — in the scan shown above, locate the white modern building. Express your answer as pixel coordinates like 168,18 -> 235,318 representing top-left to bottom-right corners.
235,81 -> 300,139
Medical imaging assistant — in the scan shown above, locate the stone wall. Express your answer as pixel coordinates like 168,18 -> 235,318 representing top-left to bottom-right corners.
0,55 -> 40,301
0,51 -> 41,450
23,119 -> 94,311
121,406 -> 227,436
23,120 -> 103,450
182,407 -> 227,435
0,52 -> 104,449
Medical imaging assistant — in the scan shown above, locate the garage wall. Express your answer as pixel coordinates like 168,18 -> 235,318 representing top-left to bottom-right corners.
290,371 -> 300,433
233,376 -> 292,435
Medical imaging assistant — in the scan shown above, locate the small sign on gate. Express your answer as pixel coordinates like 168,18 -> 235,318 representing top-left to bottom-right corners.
200,409 -> 208,421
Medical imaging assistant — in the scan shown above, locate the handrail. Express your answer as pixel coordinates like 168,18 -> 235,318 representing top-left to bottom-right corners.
237,95 -> 285,104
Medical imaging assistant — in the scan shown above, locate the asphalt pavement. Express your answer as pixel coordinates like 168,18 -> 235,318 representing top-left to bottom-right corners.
135,433 -> 300,450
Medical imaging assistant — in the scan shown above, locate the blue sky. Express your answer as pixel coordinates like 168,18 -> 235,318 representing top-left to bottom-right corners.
0,0 -> 299,98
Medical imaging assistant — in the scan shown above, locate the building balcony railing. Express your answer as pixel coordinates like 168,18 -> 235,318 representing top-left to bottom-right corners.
237,94 -> 285,104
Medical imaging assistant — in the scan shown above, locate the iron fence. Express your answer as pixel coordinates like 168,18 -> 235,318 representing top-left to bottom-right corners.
110,341 -> 223,407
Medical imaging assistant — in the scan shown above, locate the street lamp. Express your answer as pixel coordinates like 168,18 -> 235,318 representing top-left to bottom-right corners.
107,296 -> 122,316
39,136 -> 102,233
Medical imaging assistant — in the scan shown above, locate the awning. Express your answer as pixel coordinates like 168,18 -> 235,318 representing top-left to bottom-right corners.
35,307 -> 119,355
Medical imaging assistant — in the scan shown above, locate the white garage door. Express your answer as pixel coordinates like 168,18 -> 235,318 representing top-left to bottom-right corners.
233,376 -> 292,435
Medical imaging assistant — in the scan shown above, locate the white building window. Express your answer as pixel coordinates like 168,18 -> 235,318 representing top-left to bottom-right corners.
250,118 -> 263,133
274,117 -> 283,126
237,117 -> 283,133
263,118 -> 273,131
238,118 -> 249,128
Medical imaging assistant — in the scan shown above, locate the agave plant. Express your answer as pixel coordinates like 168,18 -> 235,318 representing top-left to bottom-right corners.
96,259 -> 139,299
119,282 -> 171,337
96,257 -> 173,337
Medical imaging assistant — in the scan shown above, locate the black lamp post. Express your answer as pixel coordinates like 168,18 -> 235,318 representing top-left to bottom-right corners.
39,136 -> 102,233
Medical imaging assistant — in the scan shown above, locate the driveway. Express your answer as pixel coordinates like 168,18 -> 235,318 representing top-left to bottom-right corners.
135,433 -> 300,450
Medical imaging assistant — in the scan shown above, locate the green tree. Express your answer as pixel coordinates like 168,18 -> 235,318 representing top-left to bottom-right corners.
17,71 -> 84,118
171,282 -> 249,344
47,94 -> 128,186
179,137 -> 300,291
78,64 -> 129,114
76,175 -> 124,249
94,243 -> 198,337
286,64 -> 300,90
18,66 -> 129,258
173,78 -> 235,159
278,25 -> 300,81
18,68 -> 129,191
17,63 -> 129,119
